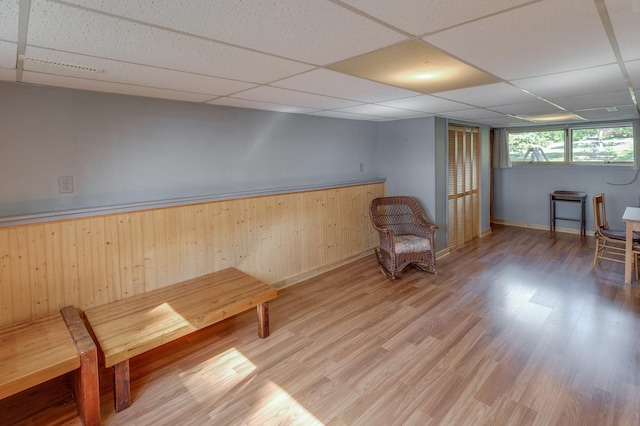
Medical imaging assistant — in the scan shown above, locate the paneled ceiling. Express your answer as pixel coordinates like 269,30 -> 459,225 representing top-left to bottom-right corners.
1,0 -> 639,126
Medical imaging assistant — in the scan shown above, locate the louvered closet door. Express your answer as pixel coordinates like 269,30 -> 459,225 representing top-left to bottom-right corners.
448,125 -> 480,250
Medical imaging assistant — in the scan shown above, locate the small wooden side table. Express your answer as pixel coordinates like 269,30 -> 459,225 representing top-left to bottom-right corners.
549,190 -> 587,236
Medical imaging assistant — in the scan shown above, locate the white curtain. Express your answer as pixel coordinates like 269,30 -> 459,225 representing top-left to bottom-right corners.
492,128 -> 512,168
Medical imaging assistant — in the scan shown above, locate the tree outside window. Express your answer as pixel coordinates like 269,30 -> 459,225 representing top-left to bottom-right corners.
571,126 -> 633,162
508,130 -> 565,163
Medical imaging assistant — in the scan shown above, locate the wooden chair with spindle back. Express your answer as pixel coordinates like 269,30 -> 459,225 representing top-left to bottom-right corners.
592,193 -> 640,279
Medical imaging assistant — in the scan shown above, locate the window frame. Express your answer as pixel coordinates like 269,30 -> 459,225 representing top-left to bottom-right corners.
507,121 -> 635,166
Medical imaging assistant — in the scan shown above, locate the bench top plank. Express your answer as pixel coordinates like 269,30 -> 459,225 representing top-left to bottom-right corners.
84,268 -> 277,367
0,311 -> 80,400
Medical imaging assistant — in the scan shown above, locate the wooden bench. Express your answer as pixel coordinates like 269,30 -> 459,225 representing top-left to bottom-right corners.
84,267 -> 277,411
0,306 -> 100,425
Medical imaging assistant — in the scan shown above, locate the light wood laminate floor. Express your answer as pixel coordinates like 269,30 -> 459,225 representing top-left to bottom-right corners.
2,224 -> 640,425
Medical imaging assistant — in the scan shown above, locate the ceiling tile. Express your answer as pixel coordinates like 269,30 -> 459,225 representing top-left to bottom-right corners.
476,116 -> 533,127
207,97 -> 320,114
334,104 -> 425,118
425,0 -> 616,80
574,105 -> 639,121
307,110 -> 383,121
26,0 -> 313,84
61,0 -> 406,65
341,0 -> 534,35
24,47 -> 258,96
514,64 -> 628,99
22,72 -> 216,103
232,86 -> 363,110
605,0 -> 640,61
490,101 -> 564,116
0,40 -> 16,69
434,83 -> 539,107
0,0 -> 19,41
550,90 -> 634,111
443,108 -> 508,121
627,60 -> 640,88
378,95 -> 471,113
272,69 -> 420,103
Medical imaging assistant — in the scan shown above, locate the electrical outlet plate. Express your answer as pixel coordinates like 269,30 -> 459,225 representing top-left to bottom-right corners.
58,176 -> 74,193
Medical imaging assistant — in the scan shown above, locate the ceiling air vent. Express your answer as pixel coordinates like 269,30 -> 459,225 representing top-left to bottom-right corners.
19,55 -> 104,73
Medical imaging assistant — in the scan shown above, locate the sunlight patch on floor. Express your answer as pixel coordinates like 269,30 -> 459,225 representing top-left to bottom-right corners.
179,349 -> 322,424
246,380 -> 324,425
180,347 -> 257,404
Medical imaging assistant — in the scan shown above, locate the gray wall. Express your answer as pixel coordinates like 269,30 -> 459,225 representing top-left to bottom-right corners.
493,165 -> 640,232
480,125 -> 492,233
378,116 -> 437,221
0,82 -> 379,217
2,81 -> 499,253
434,117 -> 449,247
378,116 -> 441,249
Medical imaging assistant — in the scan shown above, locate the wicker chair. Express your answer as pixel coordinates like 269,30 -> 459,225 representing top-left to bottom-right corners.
369,196 -> 438,279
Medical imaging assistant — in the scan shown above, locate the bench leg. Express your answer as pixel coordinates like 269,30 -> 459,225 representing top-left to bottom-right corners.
73,347 -> 100,425
60,306 -> 100,426
113,360 -> 131,412
257,302 -> 270,338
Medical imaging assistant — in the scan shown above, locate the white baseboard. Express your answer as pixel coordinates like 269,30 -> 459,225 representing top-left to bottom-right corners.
272,249 -> 375,289
490,219 -> 594,236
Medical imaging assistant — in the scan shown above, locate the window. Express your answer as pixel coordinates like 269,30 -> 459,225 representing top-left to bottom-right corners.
508,123 -> 635,164
508,130 -> 565,163
571,126 -> 634,163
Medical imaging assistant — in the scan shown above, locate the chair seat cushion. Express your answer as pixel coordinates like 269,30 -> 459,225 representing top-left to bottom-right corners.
394,235 -> 431,254
601,229 -> 640,242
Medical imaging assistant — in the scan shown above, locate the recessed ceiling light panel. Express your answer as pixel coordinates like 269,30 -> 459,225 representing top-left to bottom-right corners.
515,112 -> 587,123
327,40 -> 500,94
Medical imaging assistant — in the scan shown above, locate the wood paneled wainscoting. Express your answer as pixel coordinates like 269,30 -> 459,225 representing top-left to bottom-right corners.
0,182 -> 384,326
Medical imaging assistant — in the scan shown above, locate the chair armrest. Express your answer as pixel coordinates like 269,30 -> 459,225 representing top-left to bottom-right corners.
373,227 -> 396,254
414,211 -> 437,229
413,223 -> 438,239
